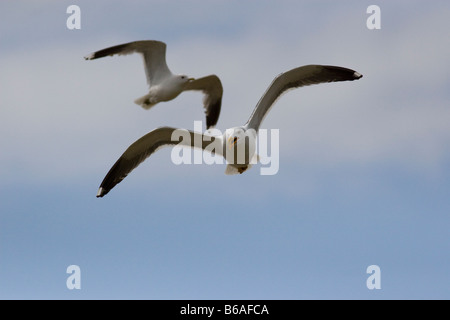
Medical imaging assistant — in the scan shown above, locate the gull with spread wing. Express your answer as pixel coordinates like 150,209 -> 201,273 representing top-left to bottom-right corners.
96,65 -> 363,198
85,40 -> 223,129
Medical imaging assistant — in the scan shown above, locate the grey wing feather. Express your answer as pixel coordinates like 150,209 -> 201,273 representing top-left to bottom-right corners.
97,127 -> 220,197
245,65 -> 363,131
84,40 -> 172,85
183,75 -> 223,129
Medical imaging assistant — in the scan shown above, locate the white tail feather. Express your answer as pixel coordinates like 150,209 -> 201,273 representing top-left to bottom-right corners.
225,164 -> 252,175
225,165 -> 240,175
134,94 -> 156,110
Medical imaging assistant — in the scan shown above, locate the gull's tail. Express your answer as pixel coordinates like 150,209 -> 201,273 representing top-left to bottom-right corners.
134,94 -> 157,110
225,164 -> 252,175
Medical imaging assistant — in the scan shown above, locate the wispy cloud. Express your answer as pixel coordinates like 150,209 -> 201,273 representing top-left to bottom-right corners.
1,1 -> 449,185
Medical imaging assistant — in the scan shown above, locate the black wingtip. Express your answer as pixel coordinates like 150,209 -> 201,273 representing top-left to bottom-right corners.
354,71 -> 363,79
205,100 -> 222,130
96,187 -> 108,198
84,53 -> 95,60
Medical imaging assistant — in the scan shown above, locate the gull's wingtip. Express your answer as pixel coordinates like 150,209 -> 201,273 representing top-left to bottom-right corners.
354,71 -> 363,79
96,187 -> 107,198
84,53 -> 95,60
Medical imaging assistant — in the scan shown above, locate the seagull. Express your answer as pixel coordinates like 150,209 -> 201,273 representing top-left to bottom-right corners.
96,65 -> 363,197
84,40 -> 223,129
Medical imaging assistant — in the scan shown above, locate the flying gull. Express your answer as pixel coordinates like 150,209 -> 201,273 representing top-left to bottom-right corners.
85,40 -> 223,129
96,65 -> 363,197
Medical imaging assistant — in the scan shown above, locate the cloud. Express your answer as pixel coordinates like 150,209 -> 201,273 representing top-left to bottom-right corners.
1,1 -> 450,300
1,1 -> 449,186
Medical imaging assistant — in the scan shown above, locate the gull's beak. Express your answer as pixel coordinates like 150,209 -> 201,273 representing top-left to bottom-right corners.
228,136 -> 237,150
188,77 -> 195,82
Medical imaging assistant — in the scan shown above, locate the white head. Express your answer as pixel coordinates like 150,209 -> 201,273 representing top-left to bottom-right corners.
225,127 -> 257,165
176,74 -> 195,86
226,127 -> 246,150
164,75 -> 195,99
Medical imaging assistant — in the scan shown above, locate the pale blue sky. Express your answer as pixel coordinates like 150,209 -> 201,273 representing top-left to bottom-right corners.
1,0 -> 449,299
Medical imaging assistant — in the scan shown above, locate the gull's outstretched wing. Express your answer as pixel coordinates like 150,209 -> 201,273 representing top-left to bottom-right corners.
84,40 -> 172,85
97,127 -> 222,198
245,65 -> 363,131
183,75 -> 224,129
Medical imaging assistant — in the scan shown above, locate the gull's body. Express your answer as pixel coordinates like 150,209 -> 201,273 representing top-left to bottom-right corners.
85,40 -> 223,129
96,65 -> 363,197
